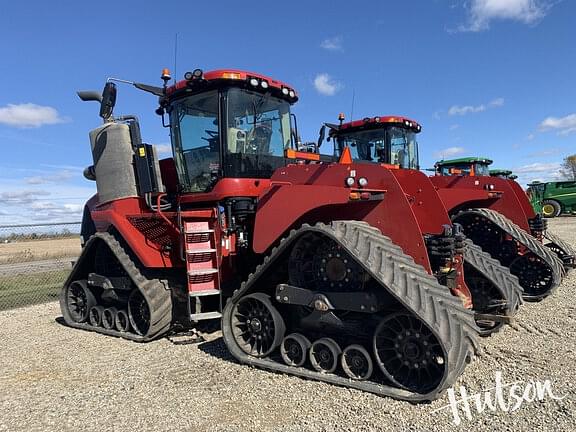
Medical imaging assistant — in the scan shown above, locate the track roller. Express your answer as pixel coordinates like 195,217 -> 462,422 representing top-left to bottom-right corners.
230,293 -> 286,357
281,333 -> 311,367
102,307 -> 118,330
115,310 -> 130,332
310,338 -> 341,373
89,306 -> 104,327
341,344 -> 373,381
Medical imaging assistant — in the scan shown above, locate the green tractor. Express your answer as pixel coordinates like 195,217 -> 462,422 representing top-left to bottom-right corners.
527,180 -> 576,218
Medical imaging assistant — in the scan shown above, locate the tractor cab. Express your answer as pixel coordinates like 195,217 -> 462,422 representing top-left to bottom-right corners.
527,181 -> 545,214
161,70 -> 298,193
489,169 -> 517,180
325,116 -> 421,169
434,157 -> 493,177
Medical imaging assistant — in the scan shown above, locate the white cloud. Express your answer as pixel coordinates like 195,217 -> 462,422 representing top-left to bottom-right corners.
513,162 -> 562,174
457,0 -> 551,32
0,190 -> 51,205
320,36 -> 343,51
24,170 -> 75,185
538,113 -> 576,136
449,124 -> 460,130
526,147 -> 564,158
313,73 -> 342,96
154,144 -> 172,155
0,103 -> 68,128
433,146 -> 466,159
447,98 -> 504,116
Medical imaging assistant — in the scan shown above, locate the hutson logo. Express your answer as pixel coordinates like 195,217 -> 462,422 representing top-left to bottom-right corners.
432,371 -> 566,425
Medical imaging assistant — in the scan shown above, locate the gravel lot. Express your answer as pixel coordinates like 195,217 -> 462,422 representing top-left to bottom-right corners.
1,218 -> 575,432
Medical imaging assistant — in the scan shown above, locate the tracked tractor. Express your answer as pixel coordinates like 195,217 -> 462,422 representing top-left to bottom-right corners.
325,118 -> 570,302
432,155 -> 575,276
61,69 -> 481,401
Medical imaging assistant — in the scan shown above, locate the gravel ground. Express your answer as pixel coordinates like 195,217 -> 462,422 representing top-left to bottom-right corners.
1,218 -> 575,432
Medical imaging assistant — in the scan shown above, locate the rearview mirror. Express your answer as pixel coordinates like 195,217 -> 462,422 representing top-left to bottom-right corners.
317,125 -> 326,148
99,82 -> 117,120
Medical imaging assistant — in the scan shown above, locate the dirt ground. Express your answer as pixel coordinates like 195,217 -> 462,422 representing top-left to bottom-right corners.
0,238 -> 81,264
0,218 -> 575,431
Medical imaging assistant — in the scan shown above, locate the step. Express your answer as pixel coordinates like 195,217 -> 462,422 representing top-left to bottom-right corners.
187,268 -> 219,276
186,248 -> 217,254
189,289 -> 221,297
184,228 -> 215,234
190,311 -> 222,321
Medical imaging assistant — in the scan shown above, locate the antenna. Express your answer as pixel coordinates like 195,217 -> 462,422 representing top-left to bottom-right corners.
350,89 -> 355,121
173,33 -> 178,84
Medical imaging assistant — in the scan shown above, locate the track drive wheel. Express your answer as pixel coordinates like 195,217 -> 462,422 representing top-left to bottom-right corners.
230,293 -> 286,357
509,253 -> 554,301
373,313 -> 445,394
64,280 -> 96,323
128,290 -> 151,336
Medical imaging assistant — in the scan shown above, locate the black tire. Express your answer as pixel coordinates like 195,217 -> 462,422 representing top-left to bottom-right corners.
102,307 -> 118,330
542,200 -> 561,218
115,310 -> 130,332
89,306 -> 104,327
64,280 -> 96,323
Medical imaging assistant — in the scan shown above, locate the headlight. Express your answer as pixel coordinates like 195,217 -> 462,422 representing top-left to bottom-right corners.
358,177 -> 368,187
345,177 -> 355,187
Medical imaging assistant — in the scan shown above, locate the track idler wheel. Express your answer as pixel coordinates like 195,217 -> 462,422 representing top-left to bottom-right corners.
310,338 -> 341,373
128,290 -> 151,336
373,313 -> 445,394
510,253 -> 554,301
88,305 -> 104,327
341,344 -> 373,381
102,307 -> 118,330
281,333 -> 311,367
230,293 -> 286,357
64,280 -> 96,323
115,310 -> 130,332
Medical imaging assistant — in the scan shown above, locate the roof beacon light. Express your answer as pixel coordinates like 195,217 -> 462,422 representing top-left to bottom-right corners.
161,68 -> 171,82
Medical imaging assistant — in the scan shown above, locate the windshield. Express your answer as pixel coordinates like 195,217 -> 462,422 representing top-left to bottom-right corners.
335,126 -> 419,169
224,88 -> 292,178
171,90 -> 220,192
474,163 -> 490,176
170,88 -> 293,192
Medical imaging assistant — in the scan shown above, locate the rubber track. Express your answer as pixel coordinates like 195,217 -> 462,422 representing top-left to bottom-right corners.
544,231 -> 576,267
463,239 -> 523,335
59,232 -> 172,342
454,208 -> 564,299
222,221 -> 478,402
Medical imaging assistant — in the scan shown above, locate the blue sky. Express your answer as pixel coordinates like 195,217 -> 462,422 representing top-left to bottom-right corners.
1,0 -> 575,223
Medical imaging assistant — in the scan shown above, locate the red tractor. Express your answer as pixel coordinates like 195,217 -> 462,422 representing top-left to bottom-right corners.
325,116 -> 570,302
62,69 -> 498,402
430,156 -> 575,277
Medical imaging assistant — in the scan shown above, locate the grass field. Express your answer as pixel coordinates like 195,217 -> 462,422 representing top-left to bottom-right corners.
0,237 -> 81,264
0,270 -> 69,311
